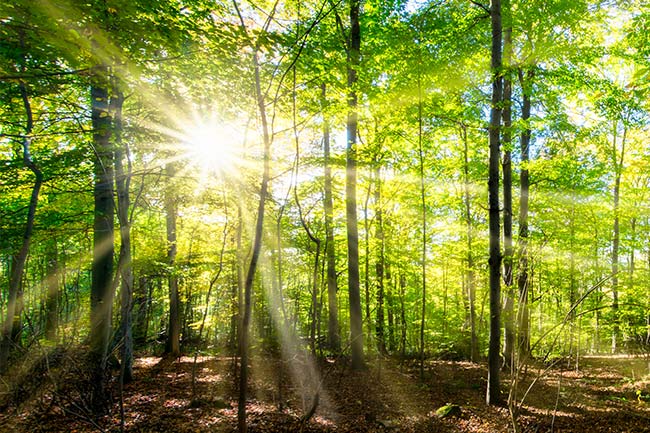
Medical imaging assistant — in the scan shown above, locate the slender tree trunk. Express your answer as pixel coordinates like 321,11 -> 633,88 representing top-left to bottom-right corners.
417,73 -> 427,380
346,0 -> 364,370
45,238 -> 59,341
611,121 -> 626,353
516,68 -> 533,358
112,86 -> 133,383
165,161 -> 181,357
134,276 -> 149,346
461,125 -> 479,362
374,165 -> 387,355
89,70 -> 115,413
399,273 -> 407,359
387,270 -> 395,352
487,0 -> 503,406
501,7 -> 514,371
0,71 -> 43,371
235,4 -> 273,424
363,184 -> 372,339
234,204 -> 244,355
322,84 -> 340,352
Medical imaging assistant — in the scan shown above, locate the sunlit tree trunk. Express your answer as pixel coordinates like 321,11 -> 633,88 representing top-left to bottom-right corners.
321,84 -> 340,352
363,184 -> 372,340
89,69 -> 115,412
501,6 -> 514,371
165,161 -> 181,357
487,0 -> 503,406
516,68 -> 533,358
417,72 -> 427,380
235,2 -> 273,427
374,165 -> 387,355
461,125 -> 479,362
399,273 -> 407,359
112,85 -> 133,383
346,0 -> 364,371
611,120 -> 626,353
387,270 -> 396,353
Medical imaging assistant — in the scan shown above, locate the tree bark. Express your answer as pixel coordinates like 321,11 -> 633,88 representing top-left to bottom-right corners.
45,238 -> 59,341
374,165 -> 386,355
417,93 -> 427,380
235,1 -> 273,424
165,161 -> 181,357
0,71 -> 43,371
516,68 -> 533,358
89,71 -> 115,413
487,0 -> 503,406
322,84 -> 340,352
461,125 -> 479,362
112,85 -> 133,383
611,121 -> 626,353
346,0 -> 364,371
501,5 -> 514,371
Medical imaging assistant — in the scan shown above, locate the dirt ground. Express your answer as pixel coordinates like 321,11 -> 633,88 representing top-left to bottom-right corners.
1,352 -> 649,432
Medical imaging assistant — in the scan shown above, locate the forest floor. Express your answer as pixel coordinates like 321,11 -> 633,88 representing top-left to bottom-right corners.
2,351 -> 650,432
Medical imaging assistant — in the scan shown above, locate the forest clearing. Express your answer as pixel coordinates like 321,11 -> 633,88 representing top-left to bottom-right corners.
1,0 -> 650,431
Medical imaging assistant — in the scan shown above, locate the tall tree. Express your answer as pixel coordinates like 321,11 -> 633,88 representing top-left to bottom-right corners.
321,84 -> 340,352
89,67 -> 115,412
165,161 -> 181,357
0,35 -> 43,370
374,164 -> 387,355
516,68 -> 533,358
486,0 -> 503,406
461,124 -> 479,362
234,1 -> 274,430
610,119 -> 626,353
112,81 -> 134,382
346,0 -> 364,370
501,0 -> 514,371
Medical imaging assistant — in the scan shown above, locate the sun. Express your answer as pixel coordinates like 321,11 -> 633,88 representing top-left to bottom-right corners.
180,121 -> 240,176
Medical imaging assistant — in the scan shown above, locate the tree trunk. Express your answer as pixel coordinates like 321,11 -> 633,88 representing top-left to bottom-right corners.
417,74 -> 427,380
516,68 -> 533,358
165,161 -> 181,357
461,125 -> 479,362
501,8 -> 514,371
89,72 -> 115,413
611,121 -> 626,353
112,85 -> 133,383
45,239 -> 59,341
487,0 -> 503,406
133,276 -> 149,346
236,6 -> 273,425
399,273 -> 407,359
374,165 -> 387,355
387,270 -> 395,353
346,0 -> 364,371
322,84 -> 340,353
0,73 -> 43,371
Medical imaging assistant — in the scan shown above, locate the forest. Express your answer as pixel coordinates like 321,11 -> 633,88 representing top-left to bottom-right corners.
0,0 -> 649,432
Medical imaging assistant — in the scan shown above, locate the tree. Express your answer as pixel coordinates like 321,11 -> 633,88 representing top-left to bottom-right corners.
346,0 -> 364,371
165,160 -> 181,357
322,84 -> 340,352
89,67 -> 115,412
486,0 -> 503,407
233,1 -> 274,430
0,29 -> 43,371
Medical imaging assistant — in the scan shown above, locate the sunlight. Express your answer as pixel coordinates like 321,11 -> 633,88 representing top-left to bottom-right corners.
179,120 -> 240,176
